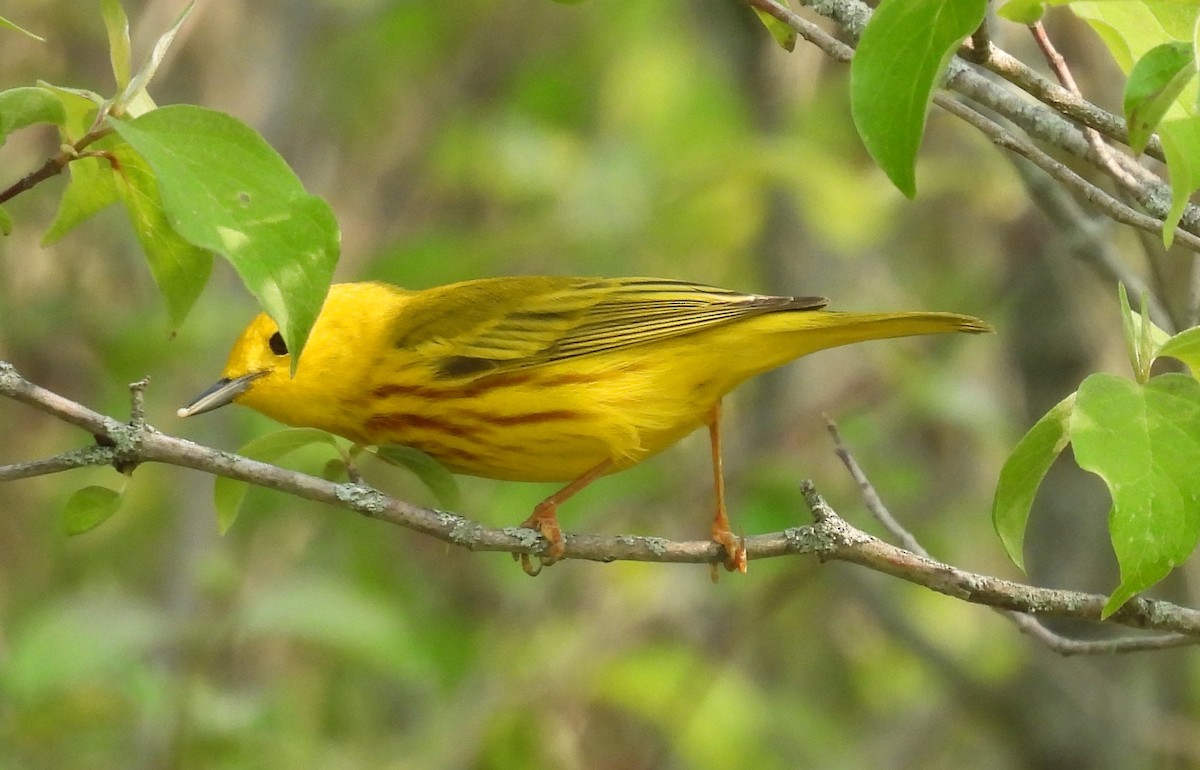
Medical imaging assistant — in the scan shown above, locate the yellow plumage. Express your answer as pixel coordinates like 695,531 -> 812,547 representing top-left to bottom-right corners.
180,276 -> 991,572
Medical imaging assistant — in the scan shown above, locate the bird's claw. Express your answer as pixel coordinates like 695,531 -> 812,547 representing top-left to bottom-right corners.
513,508 -> 565,576
710,528 -> 747,582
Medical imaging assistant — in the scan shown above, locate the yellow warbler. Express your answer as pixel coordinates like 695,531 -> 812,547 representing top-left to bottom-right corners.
179,277 -> 991,572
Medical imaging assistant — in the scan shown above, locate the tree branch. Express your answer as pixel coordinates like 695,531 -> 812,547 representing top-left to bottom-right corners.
824,417 -> 1197,654
0,446 -> 116,481
962,36 -> 1165,162
1026,22 -> 1150,205
745,0 -> 1200,250
3,360 -> 1200,644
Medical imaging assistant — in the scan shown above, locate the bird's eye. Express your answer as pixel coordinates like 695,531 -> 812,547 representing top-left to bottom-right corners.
268,331 -> 288,356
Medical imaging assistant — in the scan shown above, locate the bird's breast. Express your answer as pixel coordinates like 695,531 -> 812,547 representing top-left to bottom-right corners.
355,354 -> 721,482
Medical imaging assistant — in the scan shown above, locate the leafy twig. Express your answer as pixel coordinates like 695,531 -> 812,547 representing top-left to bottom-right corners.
744,0 -> 1200,248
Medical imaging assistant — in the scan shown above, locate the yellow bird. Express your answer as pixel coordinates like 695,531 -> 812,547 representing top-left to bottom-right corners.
179,277 -> 990,573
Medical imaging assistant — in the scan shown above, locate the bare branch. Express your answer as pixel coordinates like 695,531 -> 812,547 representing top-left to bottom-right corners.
962,37 -> 1164,161
823,415 -> 925,554
0,446 -> 115,481
1027,22 -> 1145,195
801,484 -> 1200,638
932,94 -> 1200,253
3,360 -> 1200,643
1008,612 -> 1197,655
824,418 -> 1197,654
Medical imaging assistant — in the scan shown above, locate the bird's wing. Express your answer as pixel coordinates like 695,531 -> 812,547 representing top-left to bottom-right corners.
393,276 -> 828,380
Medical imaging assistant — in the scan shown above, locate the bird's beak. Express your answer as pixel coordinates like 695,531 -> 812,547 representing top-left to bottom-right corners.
176,371 -> 267,418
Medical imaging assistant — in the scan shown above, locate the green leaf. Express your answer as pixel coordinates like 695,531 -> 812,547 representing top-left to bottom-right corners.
1071,373 -> 1200,616
0,205 -> 11,236
41,154 -> 121,245
115,1 -> 194,117
1158,326 -> 1200,374
62,485 -> 123,535
850,0 -> 987,197
753,6 -> 797,52
372,445 -> 461,508
0,14 -> 45,42
101,0 -> 132,91
235,427 -> 342,459
1124,41 -> 1196,154
36,81 -> 103,143
996,0 -> 1045,24
991,393 -> 1076,571
214,428 -> 341,533
110,105 -> 340,369
1118,282 -> 1141,379
0,87 -> 66,145
1158,115 -> 1200,246
109,141 -> 213,330
38,87 -> 116,245
1118,283 -> 1167,382
1072,0 -> 1200,244
1072,1 -> 1200,73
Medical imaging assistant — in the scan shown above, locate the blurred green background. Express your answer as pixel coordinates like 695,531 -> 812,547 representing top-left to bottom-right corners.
1,1 -> 1196,768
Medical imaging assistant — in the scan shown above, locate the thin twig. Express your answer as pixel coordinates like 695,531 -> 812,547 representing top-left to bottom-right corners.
933,93 -> 1200,253
801,483 -> 1200,637
130,377 -> 150,426
824,418 -> 1197,654
961,38 -> 1164,161
1027,23 -> 1145,194
0,446 -> 116,481
942,57 -> 1185,233
969,19 -> 991,55
745,0 -> 851,63
822,414 -> 923,555
0,127 -> 114,205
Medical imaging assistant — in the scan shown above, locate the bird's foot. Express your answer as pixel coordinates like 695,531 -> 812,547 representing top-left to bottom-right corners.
710,526 -> 747,581
513,502 -> 565,576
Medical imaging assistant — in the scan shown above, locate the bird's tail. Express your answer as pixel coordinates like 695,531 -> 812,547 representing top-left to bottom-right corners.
805,310 -> 991,347
750,309 -> 992,367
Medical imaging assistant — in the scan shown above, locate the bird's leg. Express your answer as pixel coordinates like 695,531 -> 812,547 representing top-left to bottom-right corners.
706,402 -> 747,576
516,459 -> 613,575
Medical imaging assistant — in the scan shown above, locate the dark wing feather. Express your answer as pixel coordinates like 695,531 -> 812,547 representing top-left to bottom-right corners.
393,276 -> 827,381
